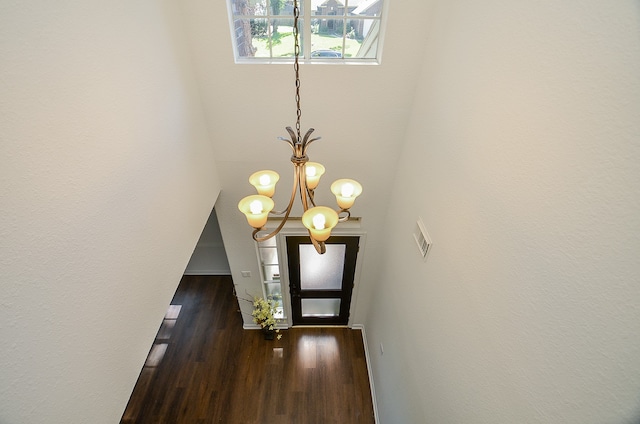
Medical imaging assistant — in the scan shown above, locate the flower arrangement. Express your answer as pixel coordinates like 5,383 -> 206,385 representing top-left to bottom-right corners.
251,297 -> 282,340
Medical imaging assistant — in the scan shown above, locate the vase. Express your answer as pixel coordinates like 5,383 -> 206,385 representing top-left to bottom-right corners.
262,328 -> 275,340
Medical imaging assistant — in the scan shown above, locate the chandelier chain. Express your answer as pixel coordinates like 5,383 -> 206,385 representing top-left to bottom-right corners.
293,0 -> 301,142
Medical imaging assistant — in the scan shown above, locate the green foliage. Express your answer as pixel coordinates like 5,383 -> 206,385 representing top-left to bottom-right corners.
252,297 -> 281,332
251,27 -> 361,58
251,19 -> 267,37
270,0 -> 285,34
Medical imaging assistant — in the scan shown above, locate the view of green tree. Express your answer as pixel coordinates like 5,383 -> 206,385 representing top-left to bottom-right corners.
253,26 -> 362,58
270,0 -> 285,34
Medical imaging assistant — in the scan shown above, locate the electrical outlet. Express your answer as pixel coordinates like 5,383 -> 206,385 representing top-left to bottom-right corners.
241,271 -> 251,277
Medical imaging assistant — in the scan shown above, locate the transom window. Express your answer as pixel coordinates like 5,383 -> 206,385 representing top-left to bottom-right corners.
227,0 -> 385,63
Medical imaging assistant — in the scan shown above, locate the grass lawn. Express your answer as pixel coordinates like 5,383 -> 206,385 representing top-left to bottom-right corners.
253,27 -> 362,58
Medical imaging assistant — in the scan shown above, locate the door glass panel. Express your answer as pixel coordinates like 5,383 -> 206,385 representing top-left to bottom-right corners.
299,244 -> 345,290
301,298 -> 341,317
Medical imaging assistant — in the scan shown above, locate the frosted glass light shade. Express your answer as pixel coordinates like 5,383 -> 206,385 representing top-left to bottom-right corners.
238,195 -> 274,228
302,206 -> 339,242
330,179 -> 362,209
249,170 -> 280,197
304,162 -> 325,190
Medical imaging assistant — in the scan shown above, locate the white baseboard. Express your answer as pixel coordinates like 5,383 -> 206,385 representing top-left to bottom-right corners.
352,324 -> 379,424
243,323 -> 261,330
243,323 -> 289,330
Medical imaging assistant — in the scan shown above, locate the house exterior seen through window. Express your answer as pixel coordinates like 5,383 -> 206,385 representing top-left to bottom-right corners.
227,0 -> 385,63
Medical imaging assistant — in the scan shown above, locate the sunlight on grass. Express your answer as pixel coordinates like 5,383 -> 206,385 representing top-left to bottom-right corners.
253,26 -> 362,58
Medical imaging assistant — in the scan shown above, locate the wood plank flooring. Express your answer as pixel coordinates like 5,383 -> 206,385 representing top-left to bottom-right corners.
120,275 -> 375,424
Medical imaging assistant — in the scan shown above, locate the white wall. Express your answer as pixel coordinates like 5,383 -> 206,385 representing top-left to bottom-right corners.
0,1 -> 219,423
367,1 -> 640,423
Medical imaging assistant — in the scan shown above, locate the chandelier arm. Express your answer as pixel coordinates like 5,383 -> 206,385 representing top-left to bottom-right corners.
270,164 -> 300,216
306,187 -> 317,208
297,165 -> 325,254
337,209 -> 351,222
251,166 -> 301,242
309,235 -> 327,254
298,163 -> 311,212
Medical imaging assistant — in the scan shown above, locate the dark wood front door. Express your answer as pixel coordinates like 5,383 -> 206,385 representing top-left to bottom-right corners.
286,236 -> 359,325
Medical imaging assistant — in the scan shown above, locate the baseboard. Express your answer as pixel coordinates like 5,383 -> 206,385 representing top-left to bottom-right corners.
243,323 -> 261,330
243,323 -> 289,330
351,324 -> 379,424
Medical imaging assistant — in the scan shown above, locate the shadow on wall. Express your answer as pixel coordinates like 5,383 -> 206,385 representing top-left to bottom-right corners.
184,208 -> 231,275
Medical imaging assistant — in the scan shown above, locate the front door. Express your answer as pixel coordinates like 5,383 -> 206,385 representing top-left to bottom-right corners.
286,236 -> 359,325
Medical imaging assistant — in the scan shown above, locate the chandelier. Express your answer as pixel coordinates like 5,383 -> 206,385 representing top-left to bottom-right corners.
238,0 -> 362,255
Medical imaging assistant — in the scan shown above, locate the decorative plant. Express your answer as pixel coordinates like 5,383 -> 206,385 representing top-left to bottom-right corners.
251,297 -> 282,340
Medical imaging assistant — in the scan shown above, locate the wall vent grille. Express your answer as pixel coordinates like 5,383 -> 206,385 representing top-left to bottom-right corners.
413,218 -> 432,260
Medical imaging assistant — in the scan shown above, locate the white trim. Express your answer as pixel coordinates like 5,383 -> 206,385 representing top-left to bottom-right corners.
243,323 -> 261,330
346,231 -> 366,327
352,324 -> 379,424
226,0 -> 386,64
243,323 -> 289,330
276,231 -> 294,327
233,58 -> 380,66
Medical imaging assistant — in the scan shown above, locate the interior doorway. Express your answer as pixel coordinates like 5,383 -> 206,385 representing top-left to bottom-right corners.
183,207 -> 230,275
286,236 -> 359,325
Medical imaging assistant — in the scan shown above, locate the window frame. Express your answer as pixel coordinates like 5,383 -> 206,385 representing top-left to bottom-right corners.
226,0 -> 388,65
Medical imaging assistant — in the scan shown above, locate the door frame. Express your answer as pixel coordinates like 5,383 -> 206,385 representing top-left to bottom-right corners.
277,228 -> 366,328
286,235 -> 359,325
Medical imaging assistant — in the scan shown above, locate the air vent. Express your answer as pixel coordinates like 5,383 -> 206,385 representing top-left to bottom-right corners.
413,218 -> 432,260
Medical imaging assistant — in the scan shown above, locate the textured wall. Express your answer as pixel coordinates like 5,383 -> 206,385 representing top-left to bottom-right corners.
0,1 -> 219,423
368,1 -> 640,423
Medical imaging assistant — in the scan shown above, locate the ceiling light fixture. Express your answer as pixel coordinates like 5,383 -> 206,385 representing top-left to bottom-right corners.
238,0 -> 362,255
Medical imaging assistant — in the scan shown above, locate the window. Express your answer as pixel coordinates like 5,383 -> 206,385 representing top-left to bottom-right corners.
257,237 -> 285,319
227,0 -> 385,63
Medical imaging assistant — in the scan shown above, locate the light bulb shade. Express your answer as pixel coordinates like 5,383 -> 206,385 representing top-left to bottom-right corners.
330,179 -> 363,210
304,162 -> 325,190
238,195 -> 274,229
249,170 -> 280,197
302,206 -> 339,242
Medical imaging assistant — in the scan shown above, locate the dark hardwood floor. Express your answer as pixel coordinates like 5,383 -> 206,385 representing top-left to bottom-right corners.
120,275 -> 375,424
